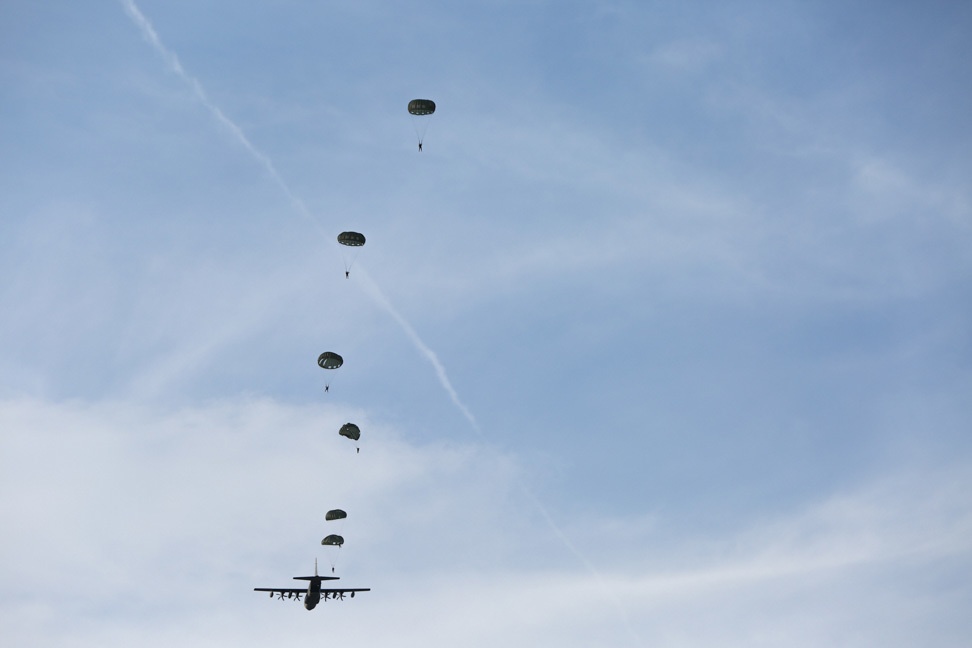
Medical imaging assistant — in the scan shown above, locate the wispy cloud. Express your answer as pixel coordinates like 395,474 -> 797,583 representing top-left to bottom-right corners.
3,396 -> 970,647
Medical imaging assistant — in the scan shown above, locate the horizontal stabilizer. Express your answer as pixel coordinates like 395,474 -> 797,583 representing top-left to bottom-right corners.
293,575 -> 339,581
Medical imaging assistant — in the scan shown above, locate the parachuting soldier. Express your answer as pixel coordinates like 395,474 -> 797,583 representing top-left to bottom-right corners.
337,231 -> 366,278
408,99 -> 435,151
318,352 -> 342,394
340,422 -> 361,453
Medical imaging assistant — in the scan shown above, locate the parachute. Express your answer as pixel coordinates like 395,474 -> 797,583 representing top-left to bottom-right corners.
339,423 -> 361,441
337,231 -> 366,247
321,534 -> 344,547
318,352 -> 343,370
407,99 -> 436,116
326,509 -> 347,521
408,99 -> 436,149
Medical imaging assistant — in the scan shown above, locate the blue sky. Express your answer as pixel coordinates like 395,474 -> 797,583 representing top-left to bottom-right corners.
2,1 -> 971,646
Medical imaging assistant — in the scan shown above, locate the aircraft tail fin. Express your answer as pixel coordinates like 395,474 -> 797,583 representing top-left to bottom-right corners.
294,558 -> 339,581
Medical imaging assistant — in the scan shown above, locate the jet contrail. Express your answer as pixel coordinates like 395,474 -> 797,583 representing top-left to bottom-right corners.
120,0 -> 477,436
355,267 -> 480,431
120,3 -> 642,643
120,0 -> 324,237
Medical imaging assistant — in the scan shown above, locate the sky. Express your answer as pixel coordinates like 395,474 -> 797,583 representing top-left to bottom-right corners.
2,1 -> 971,645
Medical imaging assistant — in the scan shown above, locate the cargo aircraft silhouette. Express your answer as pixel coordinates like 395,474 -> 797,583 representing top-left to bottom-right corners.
254,560 -> 370,610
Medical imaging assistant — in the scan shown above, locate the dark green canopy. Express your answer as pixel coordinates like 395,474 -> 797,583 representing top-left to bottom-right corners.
326,509 -> 347,521
407,99 -> 436,115
318,352 -> 343,369
337,231 -> 366,247
339,423 -> 361,441
321,534 -> 344,547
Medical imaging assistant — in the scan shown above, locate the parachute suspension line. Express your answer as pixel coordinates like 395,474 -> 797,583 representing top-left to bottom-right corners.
412,115 -> 432,148
412,119 -> 427,146
340,250 -> 359,277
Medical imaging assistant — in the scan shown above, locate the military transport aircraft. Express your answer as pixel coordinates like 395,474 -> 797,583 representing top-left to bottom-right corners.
254,560 -> 370,610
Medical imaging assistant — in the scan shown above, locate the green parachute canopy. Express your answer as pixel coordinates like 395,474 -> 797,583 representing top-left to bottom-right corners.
339,423 -> 361,441
337,231 -> 366,247
321,534 -> 344,547
326,509 -> 347,521
407,99 -> 436,115
318,352 -> 343,369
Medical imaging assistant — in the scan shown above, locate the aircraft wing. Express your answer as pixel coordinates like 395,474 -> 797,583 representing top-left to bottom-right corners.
254,587 -> 370,595
255,587 -> 307,599
254,587 -> 370,601
318,588 -> 371,600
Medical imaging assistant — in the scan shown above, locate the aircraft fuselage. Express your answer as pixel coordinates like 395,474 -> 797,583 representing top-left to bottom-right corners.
304,580 -> 321,610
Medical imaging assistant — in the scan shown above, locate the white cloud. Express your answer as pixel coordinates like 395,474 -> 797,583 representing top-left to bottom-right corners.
2,397 -> 970,647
